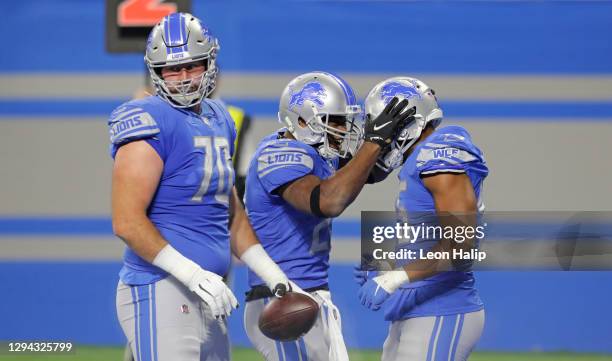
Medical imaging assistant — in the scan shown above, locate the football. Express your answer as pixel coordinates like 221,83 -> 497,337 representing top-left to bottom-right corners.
258,292 -> 320,341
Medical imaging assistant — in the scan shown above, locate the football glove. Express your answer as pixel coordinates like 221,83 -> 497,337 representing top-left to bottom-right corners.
364,97 -> 416,148
358,270 -> 410,311
153,244 -> 238,318
353,264 -> 378,287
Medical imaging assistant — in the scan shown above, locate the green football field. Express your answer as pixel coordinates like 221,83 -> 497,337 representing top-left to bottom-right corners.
0,347 -> 611,361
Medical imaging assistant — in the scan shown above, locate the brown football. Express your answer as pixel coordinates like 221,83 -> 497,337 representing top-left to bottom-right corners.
258,292 -> 320,341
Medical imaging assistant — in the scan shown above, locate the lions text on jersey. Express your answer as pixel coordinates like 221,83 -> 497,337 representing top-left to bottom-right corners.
245,130 -> 339,290
108,96 -> 236,285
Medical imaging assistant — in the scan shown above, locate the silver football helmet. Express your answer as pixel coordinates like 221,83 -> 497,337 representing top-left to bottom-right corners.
278,72 -> 362,159
145,13 -> 219,108
365,77 -> 443,171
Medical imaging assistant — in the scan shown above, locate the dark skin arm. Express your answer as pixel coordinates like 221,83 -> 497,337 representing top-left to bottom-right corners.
279,142 -> 382,218
229,186 -> 263,257
401,172 -> 478,281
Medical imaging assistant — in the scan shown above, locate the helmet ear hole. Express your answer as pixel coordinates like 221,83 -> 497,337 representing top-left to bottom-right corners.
297,117 -> 307,128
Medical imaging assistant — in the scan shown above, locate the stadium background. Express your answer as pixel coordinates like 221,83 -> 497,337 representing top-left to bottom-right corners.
1,0 -> 611,358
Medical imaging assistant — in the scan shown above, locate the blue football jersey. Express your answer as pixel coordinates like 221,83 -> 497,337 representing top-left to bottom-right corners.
245,130 -> 338,290
108,96 -> 236,285
385,125 -> 489,321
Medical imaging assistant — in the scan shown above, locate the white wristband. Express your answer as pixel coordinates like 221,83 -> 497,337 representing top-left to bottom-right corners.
240,244 -> 288,290
152,244 -> 200,286
377,269 -> 410,293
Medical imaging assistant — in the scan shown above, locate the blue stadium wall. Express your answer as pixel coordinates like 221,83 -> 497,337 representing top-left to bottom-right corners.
1,0 -> 611,353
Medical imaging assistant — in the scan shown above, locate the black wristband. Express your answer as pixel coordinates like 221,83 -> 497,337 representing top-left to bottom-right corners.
309,184 -> 326,217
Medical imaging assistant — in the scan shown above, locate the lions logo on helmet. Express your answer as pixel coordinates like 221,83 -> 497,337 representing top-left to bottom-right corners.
289,82 -> 328,110
380,81 -> 423,104
278,72 -> 363,159
365,76 -> 443,172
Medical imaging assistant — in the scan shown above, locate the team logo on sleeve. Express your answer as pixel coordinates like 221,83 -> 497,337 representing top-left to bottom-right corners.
109,108 -> 159,144
288,82 -> 327,109
380,81 -> 422,105
257,149 -> 314,176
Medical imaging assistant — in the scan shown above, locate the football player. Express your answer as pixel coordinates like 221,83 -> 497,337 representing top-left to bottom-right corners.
111,13 -> 292,361
243,71 -> 415,361
355,77 -> 488,361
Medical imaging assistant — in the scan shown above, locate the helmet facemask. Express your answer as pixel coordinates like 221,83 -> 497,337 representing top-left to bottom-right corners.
298,104 -> 363,159
148,54 -> 218,109
144,13 -> 220,109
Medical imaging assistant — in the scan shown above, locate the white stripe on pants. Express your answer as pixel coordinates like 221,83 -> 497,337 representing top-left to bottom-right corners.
382,309 -> 485,361
116,277 -> 230,361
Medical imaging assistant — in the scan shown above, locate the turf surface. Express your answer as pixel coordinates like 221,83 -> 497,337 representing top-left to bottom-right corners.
0,346 -> 610,360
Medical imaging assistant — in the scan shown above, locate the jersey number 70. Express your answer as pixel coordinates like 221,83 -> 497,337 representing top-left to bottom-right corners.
191,136 -> 234,205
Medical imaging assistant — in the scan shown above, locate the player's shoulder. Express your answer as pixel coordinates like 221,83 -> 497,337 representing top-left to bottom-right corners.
202,98 -> 232,123
108,96 -> 168,145
254,130 -> 317,178
419,125 -> 483,156
202,98 -> 236,134
412,125 -> 485,174
425,125 -> 477,149
258,131 -> 318,158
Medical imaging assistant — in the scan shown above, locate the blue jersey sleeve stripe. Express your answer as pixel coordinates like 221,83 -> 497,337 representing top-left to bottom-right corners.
257,163 -> 312,178
260,147 -> 311,155
111,107 -> 145,122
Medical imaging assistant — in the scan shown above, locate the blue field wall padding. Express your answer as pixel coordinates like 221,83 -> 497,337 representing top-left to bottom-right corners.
2,0 -> 612,73
1,262 -> 611,352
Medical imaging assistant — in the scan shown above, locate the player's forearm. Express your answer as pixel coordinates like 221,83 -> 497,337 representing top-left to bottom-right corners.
319,142 -> 381,216
112,211 -> 167,263
401,212 -> 478,282
230,205 -> 259,257
229,188 -> 259,257
228,189 -> 288,290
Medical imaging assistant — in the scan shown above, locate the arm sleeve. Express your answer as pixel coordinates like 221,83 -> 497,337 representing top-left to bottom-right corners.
256,146 -> 316,194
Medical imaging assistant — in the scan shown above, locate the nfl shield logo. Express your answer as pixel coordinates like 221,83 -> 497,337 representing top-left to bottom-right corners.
181,304 -> 190,314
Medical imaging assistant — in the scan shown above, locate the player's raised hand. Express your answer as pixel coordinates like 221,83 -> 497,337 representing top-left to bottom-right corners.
189,268 -> 239,318
364,97 -> 416,148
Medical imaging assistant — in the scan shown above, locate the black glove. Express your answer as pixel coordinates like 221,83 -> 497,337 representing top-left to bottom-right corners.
364,97 -> 416,148
272,283 -> 289,297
